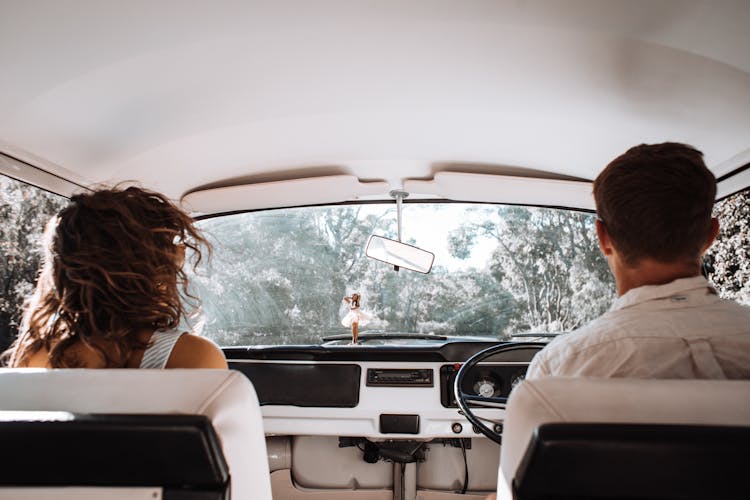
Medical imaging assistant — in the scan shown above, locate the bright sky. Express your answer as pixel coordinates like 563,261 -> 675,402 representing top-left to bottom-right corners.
361,203 -> 496,271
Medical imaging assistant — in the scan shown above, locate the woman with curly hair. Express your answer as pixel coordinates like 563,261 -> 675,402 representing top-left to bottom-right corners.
3,186 -> 227,369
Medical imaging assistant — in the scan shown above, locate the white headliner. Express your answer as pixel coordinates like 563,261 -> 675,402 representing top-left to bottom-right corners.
1,0 -> 749,210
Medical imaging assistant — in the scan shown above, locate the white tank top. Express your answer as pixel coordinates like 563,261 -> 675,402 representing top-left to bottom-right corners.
139,330 -> 185,369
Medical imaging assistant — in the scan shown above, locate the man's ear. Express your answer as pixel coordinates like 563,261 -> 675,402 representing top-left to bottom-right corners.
702,217 -> 720,252
596,219 -> 614,256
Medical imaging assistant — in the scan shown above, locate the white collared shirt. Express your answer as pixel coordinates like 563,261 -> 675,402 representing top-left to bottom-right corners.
526,276 -> 750,380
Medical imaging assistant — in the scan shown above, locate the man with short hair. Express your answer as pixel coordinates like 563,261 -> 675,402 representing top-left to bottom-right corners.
526,142 -> 750,379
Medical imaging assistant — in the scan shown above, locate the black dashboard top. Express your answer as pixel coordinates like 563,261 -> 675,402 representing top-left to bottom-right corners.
223,341 -> 544,363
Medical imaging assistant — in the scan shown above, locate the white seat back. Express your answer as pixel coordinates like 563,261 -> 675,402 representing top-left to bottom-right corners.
0,368 -> 271,500
498,377 -> 750,499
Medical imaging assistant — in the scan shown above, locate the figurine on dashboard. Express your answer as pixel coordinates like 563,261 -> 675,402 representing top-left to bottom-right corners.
342,292 -> 371,344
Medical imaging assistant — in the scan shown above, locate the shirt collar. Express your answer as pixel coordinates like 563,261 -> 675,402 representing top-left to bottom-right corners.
612,275 -> 717,311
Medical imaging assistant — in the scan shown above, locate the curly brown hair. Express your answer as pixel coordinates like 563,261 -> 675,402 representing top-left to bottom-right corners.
3,186 -> 210,368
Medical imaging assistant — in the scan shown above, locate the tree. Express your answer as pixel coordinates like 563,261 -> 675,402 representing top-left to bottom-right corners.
0,176 -> 67,352
706,190 -> 750,305
448,206 -> 614,333
193,203 -> 617,345
191,205 -> 397,344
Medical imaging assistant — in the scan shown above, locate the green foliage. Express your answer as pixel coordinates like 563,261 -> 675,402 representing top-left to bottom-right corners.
707,190 -> 750,304
193,204 -> 615,345
192,206 -> 390,345
0,176 -> 67,351
448,206 -> 614,332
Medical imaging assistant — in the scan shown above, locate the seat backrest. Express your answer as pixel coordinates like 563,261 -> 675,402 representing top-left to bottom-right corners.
0,368 -> 272,500
498,377 -> 750,500
514,422 -> 750,500
0,412 -> 231,499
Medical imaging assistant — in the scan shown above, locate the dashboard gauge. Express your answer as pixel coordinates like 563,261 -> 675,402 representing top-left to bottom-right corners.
473,378 -> 497,398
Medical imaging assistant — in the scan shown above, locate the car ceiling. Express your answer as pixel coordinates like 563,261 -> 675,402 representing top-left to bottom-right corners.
1,0 -> 749,211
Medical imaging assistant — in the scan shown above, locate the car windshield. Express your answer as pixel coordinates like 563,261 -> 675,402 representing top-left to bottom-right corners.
191,202 -> 615,346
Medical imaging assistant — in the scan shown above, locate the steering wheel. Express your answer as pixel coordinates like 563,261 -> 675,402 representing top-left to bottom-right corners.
454,343 -> 543,445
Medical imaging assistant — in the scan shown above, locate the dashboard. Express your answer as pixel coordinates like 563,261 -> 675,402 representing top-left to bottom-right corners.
225,342 -> 543,440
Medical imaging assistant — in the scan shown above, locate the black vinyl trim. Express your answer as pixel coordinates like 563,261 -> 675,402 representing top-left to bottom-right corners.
0,414 -> 229,494
715,162 -> 750,202
230,362 -> 361,407
716,161 -> 750,183
380,414 -> 420,434
223,341 -> 545,363
513,423 -> 750,500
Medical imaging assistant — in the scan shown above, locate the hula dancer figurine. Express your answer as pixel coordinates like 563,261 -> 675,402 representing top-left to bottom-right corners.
342,292 -> 371,344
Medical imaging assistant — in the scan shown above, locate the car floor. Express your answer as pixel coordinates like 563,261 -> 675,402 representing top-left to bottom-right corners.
271,470 -> 489,499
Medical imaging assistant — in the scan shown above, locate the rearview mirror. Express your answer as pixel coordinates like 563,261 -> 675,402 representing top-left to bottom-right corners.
366,235 -> 434,274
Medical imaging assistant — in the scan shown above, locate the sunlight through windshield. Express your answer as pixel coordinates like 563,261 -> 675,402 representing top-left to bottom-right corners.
191,203 -> 615,346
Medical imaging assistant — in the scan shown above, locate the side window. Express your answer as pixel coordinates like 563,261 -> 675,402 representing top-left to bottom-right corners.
0,175 -> 67,352
707,189 -> 750,305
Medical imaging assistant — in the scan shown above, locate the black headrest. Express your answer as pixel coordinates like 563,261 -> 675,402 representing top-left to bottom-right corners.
0,412 -> 229,490
513,423 -> 749,500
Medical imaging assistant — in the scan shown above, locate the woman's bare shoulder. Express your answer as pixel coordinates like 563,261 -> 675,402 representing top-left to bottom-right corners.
166,333 -> 228,369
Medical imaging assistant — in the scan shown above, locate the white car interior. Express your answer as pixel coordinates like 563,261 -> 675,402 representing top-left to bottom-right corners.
2,1 -> 749,202
1,1 -> 750,500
